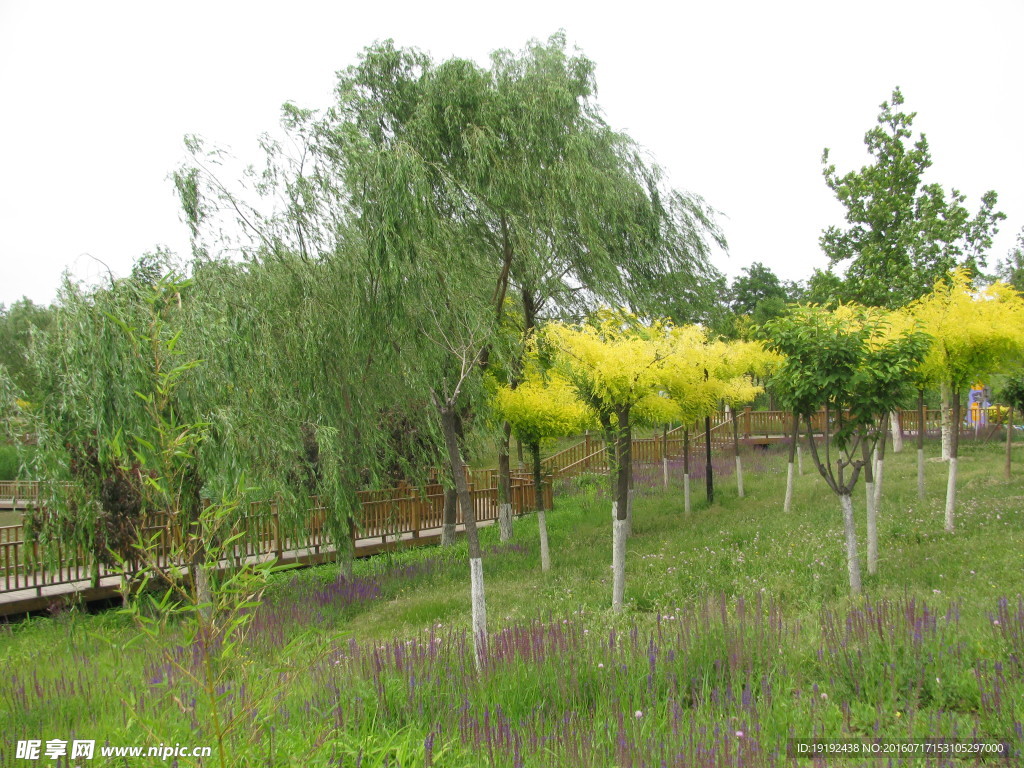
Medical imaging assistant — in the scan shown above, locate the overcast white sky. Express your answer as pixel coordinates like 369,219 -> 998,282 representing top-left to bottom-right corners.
1,0 -> 1021,307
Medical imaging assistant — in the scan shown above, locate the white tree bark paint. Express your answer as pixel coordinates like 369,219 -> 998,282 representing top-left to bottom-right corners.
469,557 -> 487,669
917,448 -> 926,500
683,474 -> 691,513
839,493 -> 863,595
941,384 -> 951,460
498,502 -> 513,542
537,509 -> 550,572
797,445 -> 803,475
783,461 -> 795,513
662,457 -> 668,490
873,458 -> 885,515
735,456 -> 744,498
625,488 -> 635,537
944,457 -> 958,532
612,514 -> 627,612
890,410 -> 903,453
865,480 -> 877,576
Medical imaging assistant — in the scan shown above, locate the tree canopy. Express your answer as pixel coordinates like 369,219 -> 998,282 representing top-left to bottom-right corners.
821,88 -> 1005,309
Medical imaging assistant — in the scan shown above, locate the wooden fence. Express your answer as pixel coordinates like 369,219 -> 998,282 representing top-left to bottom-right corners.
0,476 -> 551,596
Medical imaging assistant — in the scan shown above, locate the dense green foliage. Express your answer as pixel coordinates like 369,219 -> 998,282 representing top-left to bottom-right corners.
821,88 -> 1005,308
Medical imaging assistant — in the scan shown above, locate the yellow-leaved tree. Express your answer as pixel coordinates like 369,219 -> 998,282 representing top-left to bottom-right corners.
712,339 -> 777,499
492,360 -> 593,572
910,270 -> 1024,532
545,311 -> 672,612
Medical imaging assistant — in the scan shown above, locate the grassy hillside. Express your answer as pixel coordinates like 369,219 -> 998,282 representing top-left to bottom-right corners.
2,438 -> 1022,766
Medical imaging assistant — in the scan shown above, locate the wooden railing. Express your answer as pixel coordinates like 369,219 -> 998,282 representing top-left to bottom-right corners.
0,476 -> 552,595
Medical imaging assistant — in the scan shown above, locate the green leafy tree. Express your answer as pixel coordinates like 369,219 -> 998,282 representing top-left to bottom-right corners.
821,88 -> 1005,309
762,305 -> 928,594
995,227 -> 1024,293
0,297 -> 52,401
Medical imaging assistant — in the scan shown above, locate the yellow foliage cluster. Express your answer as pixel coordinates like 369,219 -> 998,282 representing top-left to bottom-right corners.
908,269 -> 1024,389
492,371 -> 594,446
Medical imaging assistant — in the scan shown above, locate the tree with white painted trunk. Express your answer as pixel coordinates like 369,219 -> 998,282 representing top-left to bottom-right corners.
545,313 -> 674,612
658,325 -> 720,513
1001,375 -> 1024,480
492,360 -> 593,572
910,270 -> 1024,533
713,339 -> 777,500
763,304 -> 928,594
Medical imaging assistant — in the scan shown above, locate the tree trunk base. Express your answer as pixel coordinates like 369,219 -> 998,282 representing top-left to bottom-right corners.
538,509 -> 550,572
917,448 -> 926,500
683,474 -> 691,513
611,512 -> 626,613
735,456 -> 744,498
839,493 -> 862,595
469,557 -> 487,669
498,503 -> 513,542
866,480 -> 877,576
944,457 -> 958,532
441,523 -> 456,547
784,462 -> 794,513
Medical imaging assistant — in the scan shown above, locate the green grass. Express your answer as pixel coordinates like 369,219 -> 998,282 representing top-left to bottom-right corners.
2,438 -> 1022,766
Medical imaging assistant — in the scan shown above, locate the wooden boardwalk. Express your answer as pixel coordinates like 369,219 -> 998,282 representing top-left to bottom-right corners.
0,518 -> 500,617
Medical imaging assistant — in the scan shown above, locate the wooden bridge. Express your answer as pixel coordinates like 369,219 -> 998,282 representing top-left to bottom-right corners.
0,408 -> 945,617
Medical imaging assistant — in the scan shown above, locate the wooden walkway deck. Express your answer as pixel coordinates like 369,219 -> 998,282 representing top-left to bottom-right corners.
0,518 -> 499,618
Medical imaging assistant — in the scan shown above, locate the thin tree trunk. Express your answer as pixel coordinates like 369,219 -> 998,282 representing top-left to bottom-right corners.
917,389 -> 926,501
612,407 -> 631,611
945,388 -> 960,533
862,436 -> 877,577
531,442 -> 550,572
797,444 -> 803,475
890,410 -> 903,453
612,503 -> 626,612
517,438 -> 524,469
784,412 -> 799,513
839,492 -> 863,595
1005,406 -> 1013,481
705,415 -> 713,504
498,421 -> 513,541
662,425 -> 669,490
873,414 -> 889,533
732,407 -> 744,498
440,405 -> 486,666
441,487 -> 457,546
941,383 -> 952,460
624,420 -> 634,536
683,427 -> 691,513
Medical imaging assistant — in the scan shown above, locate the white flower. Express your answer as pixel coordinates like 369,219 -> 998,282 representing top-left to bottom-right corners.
634,710 -> 643,718
736,730 -> 744,738
598,663 -> 604,668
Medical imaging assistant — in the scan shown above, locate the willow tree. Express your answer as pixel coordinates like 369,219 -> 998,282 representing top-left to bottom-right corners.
763,305 -> 927,593
546,313 -> 671,611
492,362 -> 592,571
910,270 -> 1024,532
16,261 -> 221,600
